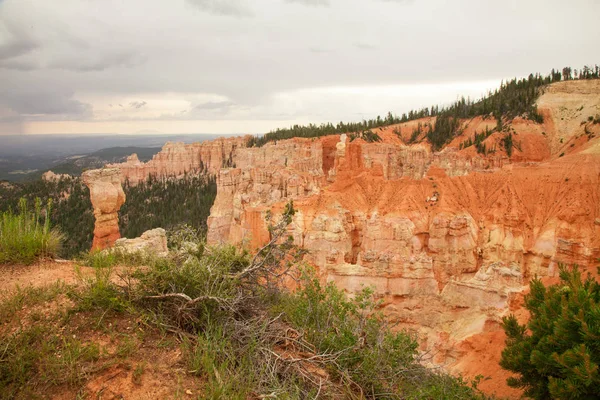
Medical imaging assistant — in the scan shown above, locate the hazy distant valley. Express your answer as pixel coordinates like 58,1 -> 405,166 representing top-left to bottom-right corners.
0,134 -> 235,181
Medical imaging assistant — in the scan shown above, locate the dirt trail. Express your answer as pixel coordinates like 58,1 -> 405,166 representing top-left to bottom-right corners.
0,260 -> 80,293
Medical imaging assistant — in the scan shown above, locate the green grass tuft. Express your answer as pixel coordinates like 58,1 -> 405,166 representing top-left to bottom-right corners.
0,198 -> 64,265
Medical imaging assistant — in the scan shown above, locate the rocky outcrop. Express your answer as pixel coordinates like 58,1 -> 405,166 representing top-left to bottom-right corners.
42,170 -> 70,181
207,80 -> 600,397
82,168 -> 126,250
114,228 -> 168,256
108,136 -> 251,184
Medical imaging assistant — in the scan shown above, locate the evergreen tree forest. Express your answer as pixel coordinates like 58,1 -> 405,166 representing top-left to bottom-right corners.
248,65 -> 599,150
119,173 -> 217,240
0,177 -> 94,258
0,173 -> 218,258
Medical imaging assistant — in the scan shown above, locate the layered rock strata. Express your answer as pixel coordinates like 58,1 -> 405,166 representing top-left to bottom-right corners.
207,80 -> 600,397
108,136 -> 251,184
82,168 -> 126,250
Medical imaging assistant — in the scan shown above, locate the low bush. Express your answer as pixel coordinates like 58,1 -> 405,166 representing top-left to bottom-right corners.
278,268 -> 483,398
0,198 -> 63,265
12,203 -> 482,398
80,204 -> 482,398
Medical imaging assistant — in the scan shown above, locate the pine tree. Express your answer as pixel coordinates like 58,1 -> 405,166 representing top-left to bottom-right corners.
500,264 -> 600,399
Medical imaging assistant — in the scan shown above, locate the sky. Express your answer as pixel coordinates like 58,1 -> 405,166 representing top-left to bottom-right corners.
0,0 -> 599,135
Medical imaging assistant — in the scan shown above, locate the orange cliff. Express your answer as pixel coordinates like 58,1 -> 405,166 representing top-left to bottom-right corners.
207,79 -> 600,398
82,168 -> 126,250
107,136 -> 251,184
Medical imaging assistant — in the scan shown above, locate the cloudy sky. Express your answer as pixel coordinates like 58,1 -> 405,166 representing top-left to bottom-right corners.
1,0 -> 598,135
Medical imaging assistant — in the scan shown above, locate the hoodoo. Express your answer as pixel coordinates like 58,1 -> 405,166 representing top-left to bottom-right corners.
82,168 -> 126,250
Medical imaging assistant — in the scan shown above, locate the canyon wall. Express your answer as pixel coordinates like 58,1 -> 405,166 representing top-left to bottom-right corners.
108,136 -> 251,184
207,80 -> 600,397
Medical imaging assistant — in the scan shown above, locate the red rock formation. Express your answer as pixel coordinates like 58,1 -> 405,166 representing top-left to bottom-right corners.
108,136 -> 251,184
82,168 -> 126,250
207,80 -> 600,398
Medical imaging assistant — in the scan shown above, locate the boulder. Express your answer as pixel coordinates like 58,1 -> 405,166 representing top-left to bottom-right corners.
113,228 -> 168,256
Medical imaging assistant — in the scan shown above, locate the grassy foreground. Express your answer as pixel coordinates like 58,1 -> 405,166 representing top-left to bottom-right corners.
0,207 -> 488,399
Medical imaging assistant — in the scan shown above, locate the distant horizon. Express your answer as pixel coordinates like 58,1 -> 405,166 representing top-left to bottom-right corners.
2,0 -> 598,136
0,132 -> 251,137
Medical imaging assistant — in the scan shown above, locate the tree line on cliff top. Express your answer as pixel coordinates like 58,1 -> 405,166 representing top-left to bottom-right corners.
248,65 -> 600,150
0,173 -> 218,258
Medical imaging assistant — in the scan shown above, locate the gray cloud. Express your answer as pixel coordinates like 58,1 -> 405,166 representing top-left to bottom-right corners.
0,25 -> 39,61
0,90 -> 92,122
285,0 -> 330,6
129,101 -> 148,109
192,100 -> 235,111
49,51 -> 146,72
0,58 -> 38,71
186,0 -> 253,17
0,0 -> 599,132
0,36 -> 37,61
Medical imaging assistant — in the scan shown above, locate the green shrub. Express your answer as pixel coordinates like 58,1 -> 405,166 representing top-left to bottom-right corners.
0,177 -> 94,258
0,198 -> 63,265
278,268 -> 483,399
79,248 -> 154,270
502,132 -> 514,157
80,249 -> 119,269
501,264 -> 600,399
72,261 -> 128,312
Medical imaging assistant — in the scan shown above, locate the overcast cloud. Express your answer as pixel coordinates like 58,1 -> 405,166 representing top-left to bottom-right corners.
0,0 -> 598,134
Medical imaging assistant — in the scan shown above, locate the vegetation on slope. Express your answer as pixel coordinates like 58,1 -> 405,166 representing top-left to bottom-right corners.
248,65 -> 600,150
119,173 -> 217,239
0,178 -> 94,259
501,264 -> 600,399
0,173 -> 218,258
0,204 -> 486,398
0,198 -> 63,265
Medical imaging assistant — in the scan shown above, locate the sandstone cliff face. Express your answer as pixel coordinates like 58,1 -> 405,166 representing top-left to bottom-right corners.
207,80 -> 600,397
82,168 -> 126,250
108,136 -> 250,184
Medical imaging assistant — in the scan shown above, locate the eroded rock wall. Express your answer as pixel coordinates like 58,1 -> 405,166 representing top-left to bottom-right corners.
207,80 -> 600,397
109,136 -> 251,184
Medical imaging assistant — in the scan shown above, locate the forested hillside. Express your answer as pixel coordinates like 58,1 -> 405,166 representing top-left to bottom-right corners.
0,173 -> 217,258
0,178 -> 94,257
249,65 -> 599,149
119,174 -> 217,239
